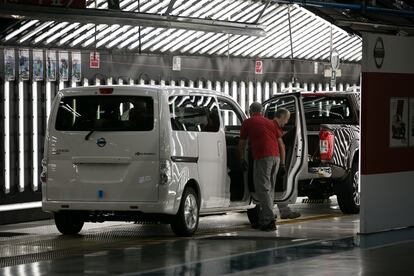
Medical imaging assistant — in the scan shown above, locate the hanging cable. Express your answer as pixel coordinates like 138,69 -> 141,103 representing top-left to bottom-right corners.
138,0 -> 142,55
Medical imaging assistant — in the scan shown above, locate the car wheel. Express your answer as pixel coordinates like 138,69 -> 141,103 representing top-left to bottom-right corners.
337,161 -> 360,214
54,212 -> 84,235
171,187 -> 199,237
247,205 -> 259,225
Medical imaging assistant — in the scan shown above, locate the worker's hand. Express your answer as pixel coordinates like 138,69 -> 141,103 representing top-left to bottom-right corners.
240,159 -> 248,171
278,164 -> 286,177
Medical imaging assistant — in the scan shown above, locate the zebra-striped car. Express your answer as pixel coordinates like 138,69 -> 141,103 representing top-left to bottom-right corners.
263,91 -> 360,214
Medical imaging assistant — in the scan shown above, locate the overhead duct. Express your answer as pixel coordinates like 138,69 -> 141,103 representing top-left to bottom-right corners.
0,3 -> 266,37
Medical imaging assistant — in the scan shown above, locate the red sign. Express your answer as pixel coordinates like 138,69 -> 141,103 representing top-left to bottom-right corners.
6,0 -> 86,8
89,52 -> 100,69
255,60 -> 263,75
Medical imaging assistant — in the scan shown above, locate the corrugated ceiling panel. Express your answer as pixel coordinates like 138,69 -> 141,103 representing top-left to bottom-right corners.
1,0 -> 362,62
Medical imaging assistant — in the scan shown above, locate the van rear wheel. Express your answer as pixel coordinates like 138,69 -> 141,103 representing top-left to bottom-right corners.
337,161 -> 360,214
54,212 -> 84,235
171,187 -> 199,237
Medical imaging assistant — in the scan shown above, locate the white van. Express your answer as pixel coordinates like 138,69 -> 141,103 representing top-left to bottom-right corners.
41,85 -> 306,236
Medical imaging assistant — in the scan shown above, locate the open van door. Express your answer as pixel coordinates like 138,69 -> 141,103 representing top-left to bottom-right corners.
262,93 -> 307,204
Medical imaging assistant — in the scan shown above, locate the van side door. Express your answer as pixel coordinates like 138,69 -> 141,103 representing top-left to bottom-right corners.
262,93 -> 307,204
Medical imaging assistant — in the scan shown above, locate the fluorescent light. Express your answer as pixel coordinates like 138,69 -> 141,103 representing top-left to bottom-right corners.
19,81 -> 25,192
19,21 -> 53,43
32,82 -> 39,191
0,201 -> 42,212
4,82 -> 10,194
34,22 -> 69,43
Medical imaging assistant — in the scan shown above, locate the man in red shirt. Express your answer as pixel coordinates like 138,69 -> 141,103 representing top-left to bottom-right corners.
239,102 -> 281,231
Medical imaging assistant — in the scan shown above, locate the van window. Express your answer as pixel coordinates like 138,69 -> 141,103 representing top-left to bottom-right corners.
218,98 -> 242,132
169,95 -> 220,132
55,96 -> 154,131
264,96 -> 297,127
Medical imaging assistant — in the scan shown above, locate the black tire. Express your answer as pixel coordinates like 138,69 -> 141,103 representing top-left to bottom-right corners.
171,187 -> 199,237
54,212 -> 84,235
247,205 -> 259,225
337,161 -> 360,214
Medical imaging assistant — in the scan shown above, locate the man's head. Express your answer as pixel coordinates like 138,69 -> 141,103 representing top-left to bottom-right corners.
249,102 -> 263,116
274,108 -> 291,127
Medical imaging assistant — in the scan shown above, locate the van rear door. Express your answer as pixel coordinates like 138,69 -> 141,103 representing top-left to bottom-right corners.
46,87 -> 159,202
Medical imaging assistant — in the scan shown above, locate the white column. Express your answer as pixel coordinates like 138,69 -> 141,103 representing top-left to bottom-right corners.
180,80 -> 186,87
248,81 -> 254,107
310,82 -> 315,92
198,80 -> 203,88
303,83 -> 308,91
46,82 -> 52,123
231,81 -> 238,125
325,83 -> 330,91
317,83 -> 323,91
215,81 -> 221,93
32,81 -> 39,191
338,83 -> 344,91
129,78 -> 135,85
160,80 -> 165,86
207,80 -> 212,90
150,79 -> 155,85
59,81 -> 65,90
83,78 -> 89,87
95,78 -> 101,86
4,82 -> 10,194
240,81 -> 246,115
18,81 -> 25,192
256,81 -> 262,103
118,78 -> 124,85
264,82 -> 270,101
280,82 -> 286,92
107,77 -> 113,85
188,80 -> 194,88
170,80 -> 176,86
223,81 -> 230,125
272,81 -> 278,95
139,79 -> 145,85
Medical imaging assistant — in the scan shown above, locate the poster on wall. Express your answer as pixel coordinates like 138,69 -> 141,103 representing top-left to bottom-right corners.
72,51 -> 81,82
59,51 -> 69,81
390,97 -> 409,147
19,49 -> 30,81
4,49 -> 15,81
33,50 -> 44,81
89,51 -> 100,69
409,98 -> 414,147
47,50 -> 57,81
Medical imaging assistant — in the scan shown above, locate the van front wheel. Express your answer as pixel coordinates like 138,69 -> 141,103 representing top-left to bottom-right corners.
171,188 -> 199,237
54,212 -> 84,235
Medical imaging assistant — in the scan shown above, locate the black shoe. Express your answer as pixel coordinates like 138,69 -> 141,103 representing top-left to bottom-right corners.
280,211 -> 301,219
260,222 -> 277,231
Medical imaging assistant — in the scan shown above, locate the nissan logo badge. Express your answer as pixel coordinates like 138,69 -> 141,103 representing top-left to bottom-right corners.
374,37 -> 385,69
96,138 -> 106,147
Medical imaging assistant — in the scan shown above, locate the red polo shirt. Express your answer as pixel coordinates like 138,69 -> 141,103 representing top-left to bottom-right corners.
240,114 -> 279,160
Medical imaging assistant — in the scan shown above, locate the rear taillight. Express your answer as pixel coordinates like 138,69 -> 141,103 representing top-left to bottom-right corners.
160,159 -> 172,185
320,129 -> 334,161
40,158 -> 48,184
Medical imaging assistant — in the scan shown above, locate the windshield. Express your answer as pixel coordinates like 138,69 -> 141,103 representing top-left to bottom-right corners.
55,95 -> 154,131
303,96 -> 357,124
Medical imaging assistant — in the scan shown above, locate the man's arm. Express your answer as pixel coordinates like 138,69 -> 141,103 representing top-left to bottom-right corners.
278,137 -> 286,165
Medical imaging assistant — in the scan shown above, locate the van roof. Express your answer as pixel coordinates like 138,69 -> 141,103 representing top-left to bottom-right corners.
58,85 -> 232,99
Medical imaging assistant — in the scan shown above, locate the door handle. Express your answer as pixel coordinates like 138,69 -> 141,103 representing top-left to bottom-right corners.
217,141 -> 221,157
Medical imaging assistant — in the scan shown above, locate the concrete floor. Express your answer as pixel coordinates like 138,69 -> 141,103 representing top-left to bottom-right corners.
0,198 -> 413,275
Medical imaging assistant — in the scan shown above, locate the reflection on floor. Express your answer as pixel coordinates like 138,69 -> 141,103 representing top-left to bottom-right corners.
0,198 -> 413,275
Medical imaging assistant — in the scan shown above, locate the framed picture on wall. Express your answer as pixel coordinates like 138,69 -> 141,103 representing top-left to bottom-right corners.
390,97 -> 409,148
33,50 -> 44,81
19,49 -> 30,81
4,48 -> 15,81
409,98 -> 414,147
59,51 -> 69,81
47,50 -> 57,81
72,51 -> 81,83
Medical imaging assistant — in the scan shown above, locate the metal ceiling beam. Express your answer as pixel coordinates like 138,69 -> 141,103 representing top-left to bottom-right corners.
0,3 -> 266,37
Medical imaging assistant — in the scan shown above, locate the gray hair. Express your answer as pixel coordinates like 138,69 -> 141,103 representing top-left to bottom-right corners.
249,102 -> 263,114
274,108 -> 290,119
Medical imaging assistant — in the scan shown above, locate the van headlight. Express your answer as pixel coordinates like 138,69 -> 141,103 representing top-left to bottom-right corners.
160,159 -> 172,185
